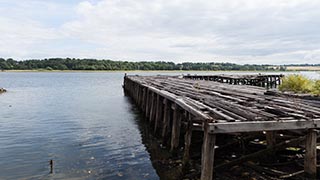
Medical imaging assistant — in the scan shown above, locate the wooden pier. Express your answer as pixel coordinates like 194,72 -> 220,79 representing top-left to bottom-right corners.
123,75 -> 320,180
183,74 -> 284,88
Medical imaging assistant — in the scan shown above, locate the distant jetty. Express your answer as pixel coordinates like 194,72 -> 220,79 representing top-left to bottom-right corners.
0,88 -> 6,93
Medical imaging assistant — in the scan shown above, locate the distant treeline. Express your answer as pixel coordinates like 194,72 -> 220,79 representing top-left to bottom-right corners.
0,58 -> 285,71
285,64 -> 320,66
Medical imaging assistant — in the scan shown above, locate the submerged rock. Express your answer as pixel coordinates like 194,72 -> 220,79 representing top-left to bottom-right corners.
0,88 -> 6,93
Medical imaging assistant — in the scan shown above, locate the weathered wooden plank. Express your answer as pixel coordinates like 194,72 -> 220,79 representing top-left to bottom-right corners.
146,86 -> 212,121
209,119 -> 320,134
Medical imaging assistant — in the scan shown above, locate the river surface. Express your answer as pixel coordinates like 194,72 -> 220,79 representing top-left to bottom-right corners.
0,71 -> 319,180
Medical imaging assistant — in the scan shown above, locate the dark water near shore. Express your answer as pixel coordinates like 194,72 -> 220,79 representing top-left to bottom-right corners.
0,71 -> 319,180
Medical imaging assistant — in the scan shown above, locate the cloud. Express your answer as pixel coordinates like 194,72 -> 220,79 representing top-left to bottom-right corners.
1,0 -> 320,64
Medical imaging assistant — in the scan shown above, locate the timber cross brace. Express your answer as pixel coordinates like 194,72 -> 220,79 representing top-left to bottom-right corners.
123,75 -> 320,180
199,123 -> 319,180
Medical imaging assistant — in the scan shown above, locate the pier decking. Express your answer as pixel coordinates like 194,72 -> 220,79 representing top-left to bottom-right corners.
183,74 -> 284,88
123,75 -> 320,180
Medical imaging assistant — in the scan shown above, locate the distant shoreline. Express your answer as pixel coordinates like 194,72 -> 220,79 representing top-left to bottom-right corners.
1,69 -> 317,73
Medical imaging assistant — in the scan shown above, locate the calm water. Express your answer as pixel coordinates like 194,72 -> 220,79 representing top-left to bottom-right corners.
0,71 -> 319,180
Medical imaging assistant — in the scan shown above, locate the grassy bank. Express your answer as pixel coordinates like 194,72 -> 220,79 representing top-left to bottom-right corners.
279,74 -> 320,95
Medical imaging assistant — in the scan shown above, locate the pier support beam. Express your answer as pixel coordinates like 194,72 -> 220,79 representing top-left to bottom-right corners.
304,129 -> 317,179
201,122 -> 216,180
183,115 -> 193,168
154,94 -> 163,134
142,87 -> 147,112
170,104 -> 182,152
162,99 -> 171,145
145,89 -> 150,118
266,131 -> 276,148
149,92 -> 155,122
266,131 -> 277,162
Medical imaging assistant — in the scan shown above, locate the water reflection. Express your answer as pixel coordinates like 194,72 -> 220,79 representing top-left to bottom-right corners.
0,72 -> 158,180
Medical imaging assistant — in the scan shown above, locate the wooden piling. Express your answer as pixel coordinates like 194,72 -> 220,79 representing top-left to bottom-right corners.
162,99 -> 171,143
154,94 -> 163,134
183,114 -> 193,168
304,129 -> 317,179
200,122 -> 216,180
149,92 -> 155,122
266,131 -> 276,148
170,104 -> 182,152
50,159 -> 53,174
145,89 -> 150,118
142,87 -> 147,112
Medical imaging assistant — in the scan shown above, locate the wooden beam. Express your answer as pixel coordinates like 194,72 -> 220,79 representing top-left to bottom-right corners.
154,94 -> 163,134
162,99 -> 171,140
201,123 -> 216,180
266,131 -> 276,148
146,86 -> 213,121
171,104 -> 182,152
209,119 -> 320,134
215,135 -> 308,170
183,115 -> 193,169
304,129 -> 317,179
145,89 -> 150,118
142,87 -> 146,112
149,92 -> 155,122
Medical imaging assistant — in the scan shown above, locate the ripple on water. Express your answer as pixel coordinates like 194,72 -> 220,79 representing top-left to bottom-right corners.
0,72 -> 159,180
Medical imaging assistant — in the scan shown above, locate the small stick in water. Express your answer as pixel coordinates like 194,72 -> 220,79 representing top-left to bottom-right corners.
50,160 -> 53,174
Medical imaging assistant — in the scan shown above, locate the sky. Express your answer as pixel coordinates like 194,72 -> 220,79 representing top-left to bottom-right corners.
0,0 -> 320,64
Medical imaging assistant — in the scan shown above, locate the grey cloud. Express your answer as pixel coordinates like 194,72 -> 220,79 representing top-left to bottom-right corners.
1,0 -> 320,64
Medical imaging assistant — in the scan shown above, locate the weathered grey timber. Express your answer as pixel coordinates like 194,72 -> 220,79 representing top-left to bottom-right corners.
183,74 -> 284,88
123,74 -> 320,180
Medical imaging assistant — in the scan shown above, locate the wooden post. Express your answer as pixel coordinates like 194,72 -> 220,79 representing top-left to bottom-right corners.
304,129 -> 317,179
266,131 -> 276,162
201,122 -> 216,180
138,85 -> 143,106
50,159 -> 53,174
162,99 -> 170,139
171,104 -> 182,152
149,92 -> 155,122
135,83 -> 140,102
142,87 -> 146,112
145,89 -> 150,118
183,114 -> 193,169
266,131 -> 276,148
154,94 -> 163,134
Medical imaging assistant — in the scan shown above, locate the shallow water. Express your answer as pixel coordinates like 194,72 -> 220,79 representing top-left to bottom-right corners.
0,71 -> 319,179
